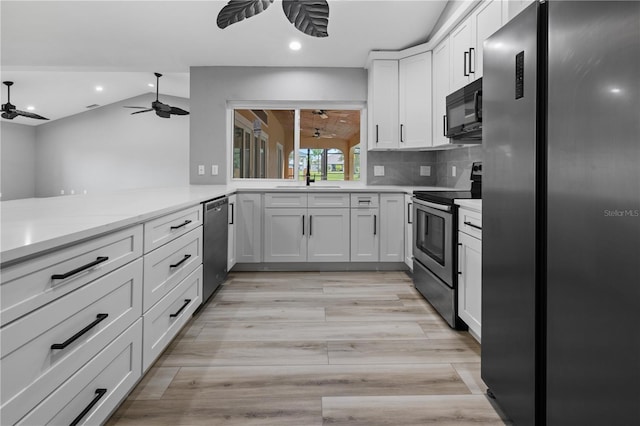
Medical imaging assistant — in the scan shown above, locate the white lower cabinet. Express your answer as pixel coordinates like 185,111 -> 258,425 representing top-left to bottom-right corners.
142,265 -> 202,371
404,194 -> 414,270
350,207 -> 379,262
457,205 -> 482,341
379,194 -> 404,262
264,208 -> 307,262
16,320 -> 142,426
236,193 -> 263,263
307,209 -> 350,262
227,194 -> 237,270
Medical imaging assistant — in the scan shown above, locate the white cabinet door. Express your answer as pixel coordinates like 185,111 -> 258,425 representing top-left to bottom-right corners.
404,194 -> 413,269
471,0 -> 504,80
399,52 -> 432,149
227,194 -> 237,270
307,209 -> 350,262
379,194 -> 404,262
236,193 -> 262,263
264,208 -> 307,262
450,17 -> 473,92
368,60 -> 399,149
432,37 -> 451,147
458,231 -> 482,341
350,208 -> 379,262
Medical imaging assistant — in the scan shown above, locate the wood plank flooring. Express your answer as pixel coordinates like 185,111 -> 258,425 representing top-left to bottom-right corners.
107,271 -> 510,425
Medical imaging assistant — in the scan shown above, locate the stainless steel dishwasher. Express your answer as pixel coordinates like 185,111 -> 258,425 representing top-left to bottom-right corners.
202,196 -> 228,304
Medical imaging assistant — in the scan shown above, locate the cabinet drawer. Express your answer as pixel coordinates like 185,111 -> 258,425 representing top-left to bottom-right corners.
350,193 -> 380,208
308,193 -> 350,208
143,205 -> 202,253
15,320 -> 142,426
1,225 -> 142,325
458,207 -> 482,239
264,193 -> 307,208
143,265 -> 202,371
143,226 -> 202,312
0,259 -> 142,426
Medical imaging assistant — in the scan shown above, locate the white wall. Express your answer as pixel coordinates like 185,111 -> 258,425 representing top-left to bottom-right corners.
35,93 -> 190,197
1,122 -> 37,200
190,66 -> 367,184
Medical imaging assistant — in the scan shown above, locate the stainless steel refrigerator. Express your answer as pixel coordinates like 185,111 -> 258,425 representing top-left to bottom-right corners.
482,1 -> 640,425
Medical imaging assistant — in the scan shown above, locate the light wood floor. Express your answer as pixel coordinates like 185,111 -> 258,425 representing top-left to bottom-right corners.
107,271 -> 509,425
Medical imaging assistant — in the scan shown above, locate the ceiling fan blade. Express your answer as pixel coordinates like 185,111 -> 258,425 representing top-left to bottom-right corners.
131,109 -> 153,115
2,111 -> 18,120
123,106 -> 149,109
169,106 -> 189,116
15,110 -> 49,120
156,110 -> 171,118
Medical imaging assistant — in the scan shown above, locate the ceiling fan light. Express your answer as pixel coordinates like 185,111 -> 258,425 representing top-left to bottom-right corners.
289,41 -> 302,51
26,106 -> 35,111
95,86 -> 103,92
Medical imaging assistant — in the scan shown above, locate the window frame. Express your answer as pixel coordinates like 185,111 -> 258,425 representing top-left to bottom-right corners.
227,101 -> 367,185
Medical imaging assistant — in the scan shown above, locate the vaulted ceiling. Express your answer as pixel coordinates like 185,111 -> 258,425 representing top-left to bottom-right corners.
1,0 -> 449,125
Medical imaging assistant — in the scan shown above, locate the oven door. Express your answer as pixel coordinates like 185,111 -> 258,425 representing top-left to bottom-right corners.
413,198 -> 453,286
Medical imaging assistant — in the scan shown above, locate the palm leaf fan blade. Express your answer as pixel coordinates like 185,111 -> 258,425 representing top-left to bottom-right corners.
15,110 -> 49,120
282,0 -> 329,38
169,107 -> 189,116
217,0 -> 274,29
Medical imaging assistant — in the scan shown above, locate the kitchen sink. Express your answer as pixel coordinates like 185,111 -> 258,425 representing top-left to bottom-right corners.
274,185 -> 342,189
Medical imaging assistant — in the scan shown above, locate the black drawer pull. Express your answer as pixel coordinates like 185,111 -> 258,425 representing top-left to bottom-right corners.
69,388 -> 107,426
229,203 -> 235,225
170,254 -> 191,268
170,219 -> 192,230
51,313 -> 108,350
464,221 -> 482,230
373,215 -> 377,235
51,256 -> 109,280
170,299 -> 191,318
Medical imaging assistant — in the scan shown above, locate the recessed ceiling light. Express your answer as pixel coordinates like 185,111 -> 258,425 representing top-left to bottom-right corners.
26,106 -> 35,111
289,41 -> 301,51
610,87 -> 621,94
95,86 -> 104,92
148,83 -> 155,88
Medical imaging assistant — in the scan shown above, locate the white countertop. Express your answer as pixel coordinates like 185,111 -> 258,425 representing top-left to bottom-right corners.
454,199 -> 482,211
1,184 -> 457,265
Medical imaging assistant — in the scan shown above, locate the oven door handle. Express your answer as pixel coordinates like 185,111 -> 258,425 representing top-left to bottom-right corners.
412,198 -> 452,213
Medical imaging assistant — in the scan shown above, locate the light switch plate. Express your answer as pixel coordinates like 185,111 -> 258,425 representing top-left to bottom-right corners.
451,166 -> 457,177
211,165 -> 219,175
420,166 -> 431,176
374,165 -> 385,177
198,165 -> 205,175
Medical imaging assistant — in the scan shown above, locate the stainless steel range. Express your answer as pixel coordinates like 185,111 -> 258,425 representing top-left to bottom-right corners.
412,162 -> 481,328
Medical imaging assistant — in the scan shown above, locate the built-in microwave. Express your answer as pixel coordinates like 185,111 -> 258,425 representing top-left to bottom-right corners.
445,77 -> 482,141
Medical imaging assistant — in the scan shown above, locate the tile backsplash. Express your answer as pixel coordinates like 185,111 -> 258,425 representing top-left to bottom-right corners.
367,145 -> 483,188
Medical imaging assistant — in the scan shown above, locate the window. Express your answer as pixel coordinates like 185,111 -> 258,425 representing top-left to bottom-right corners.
232,107 -> 363,181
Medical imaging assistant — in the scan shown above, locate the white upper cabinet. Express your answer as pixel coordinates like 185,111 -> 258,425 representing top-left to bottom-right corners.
399,52 -> 432,149
368,53 -> 433,150
432,36 -> 451,147
450,0 -> 504,92
368,60 -> 399,150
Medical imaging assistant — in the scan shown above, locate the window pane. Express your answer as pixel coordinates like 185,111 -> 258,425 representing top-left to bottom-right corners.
233,109 -> 295,179
299,109 -> 360,181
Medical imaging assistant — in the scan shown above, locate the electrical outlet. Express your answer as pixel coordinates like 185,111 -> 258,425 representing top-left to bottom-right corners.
70,189 -> 75,195
420,166 -> 431,176
198,165 -> 205,175
452,166 -> 457,177
211,165 -> 219,175
60,190 -> 65,195
374,165 -> 385,176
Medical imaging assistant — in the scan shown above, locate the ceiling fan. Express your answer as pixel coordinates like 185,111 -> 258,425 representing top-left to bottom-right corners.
124,73 -> 189,118
312,109 -> 328,119
1,81 -> 49,121
313,128 -> 333,138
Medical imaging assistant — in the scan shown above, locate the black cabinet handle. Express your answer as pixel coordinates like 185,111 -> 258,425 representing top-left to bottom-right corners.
373,215 -> 377,235
309,215 -> 313,236
51,256 -> 109,280
464,221 -> 482,230
464,51 -> 470,76
170,299 -> 191,318
170,254 -> 191,268
400,124 -> 404,142
443,115 -> 447,137
229,203 -> 234,225
170,219 -> 192,230
375,125 -> 379,143
51,313 -> 108,350
69,388 -> 107,426
469,47 -> 475,74
407,203 -> 412,224
302,215 -> 305,235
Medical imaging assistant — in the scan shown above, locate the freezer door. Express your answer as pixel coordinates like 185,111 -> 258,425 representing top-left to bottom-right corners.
546,2 -> 640,425
481,2 -> 540,426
